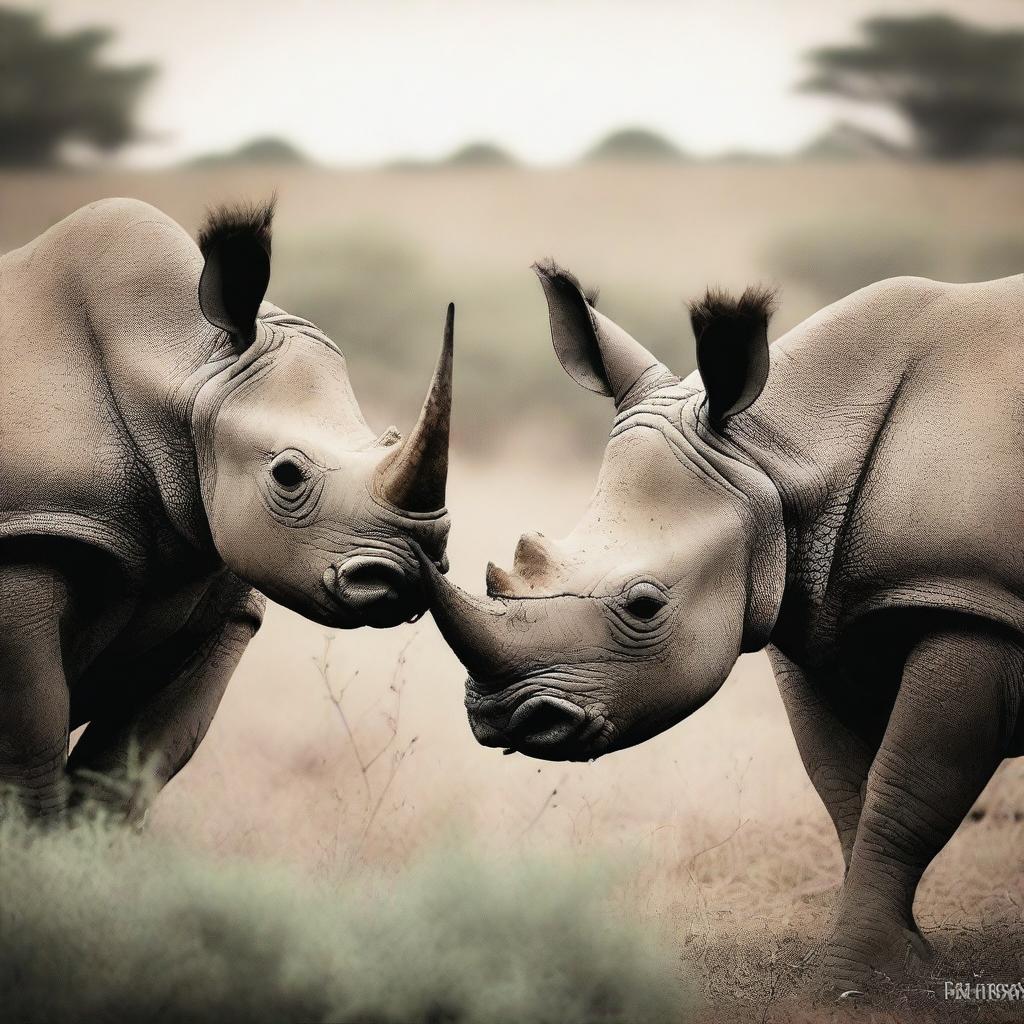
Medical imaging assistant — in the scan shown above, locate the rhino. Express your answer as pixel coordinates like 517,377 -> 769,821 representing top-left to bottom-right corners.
0,197 -> 452,820
421,261 -> 1024,989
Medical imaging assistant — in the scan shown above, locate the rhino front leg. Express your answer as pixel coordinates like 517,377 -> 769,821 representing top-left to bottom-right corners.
0,561 -> 71,817
768,646 -> 876,874
67,577 -> 264,822
823,619 -> 1023,991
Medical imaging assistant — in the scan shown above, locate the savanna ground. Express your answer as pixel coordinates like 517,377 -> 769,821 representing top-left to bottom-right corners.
2,163 -> 1024,1021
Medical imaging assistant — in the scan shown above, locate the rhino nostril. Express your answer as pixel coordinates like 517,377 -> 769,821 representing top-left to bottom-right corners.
346,560 -> 403,586
507,696 -> 586,747
329,557 -> 406,609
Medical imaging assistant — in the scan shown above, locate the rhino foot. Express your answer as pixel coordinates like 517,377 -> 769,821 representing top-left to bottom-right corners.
820,918 -> 933,994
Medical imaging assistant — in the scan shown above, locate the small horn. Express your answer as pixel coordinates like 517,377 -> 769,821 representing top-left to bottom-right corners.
378,304 -> 454,513
414,547 -> 522,683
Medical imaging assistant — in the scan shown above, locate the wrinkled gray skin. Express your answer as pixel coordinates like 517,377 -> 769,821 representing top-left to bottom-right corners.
0,198 -> 452,821
424,263 -> 1024,990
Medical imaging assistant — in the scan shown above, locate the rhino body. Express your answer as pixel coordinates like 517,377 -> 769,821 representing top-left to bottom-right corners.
0,198 -> 452,818
426,265 -> 1024,988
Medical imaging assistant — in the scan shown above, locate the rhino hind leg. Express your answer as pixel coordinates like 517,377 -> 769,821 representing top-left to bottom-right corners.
822,617 -> 1023,991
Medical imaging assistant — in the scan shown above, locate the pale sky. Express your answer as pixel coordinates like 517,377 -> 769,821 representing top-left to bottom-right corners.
20,0 -> 1024,165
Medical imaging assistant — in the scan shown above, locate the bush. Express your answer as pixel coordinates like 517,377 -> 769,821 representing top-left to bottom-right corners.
186,137 -> 311,169
583,129 -> 686,163
0,808 -> 692,1023
442,142 -> 518,168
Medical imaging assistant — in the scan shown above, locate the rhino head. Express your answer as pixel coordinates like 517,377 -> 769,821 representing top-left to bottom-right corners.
421,261 -> 786,759
192,200 -> 452,629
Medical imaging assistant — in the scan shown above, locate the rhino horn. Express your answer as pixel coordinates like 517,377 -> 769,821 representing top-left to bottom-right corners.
378,303 -> 454,513
414,546 -> 521,683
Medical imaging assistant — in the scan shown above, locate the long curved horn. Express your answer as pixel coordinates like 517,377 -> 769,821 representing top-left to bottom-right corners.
378,303 -> 454,513
415,548 -> 522,683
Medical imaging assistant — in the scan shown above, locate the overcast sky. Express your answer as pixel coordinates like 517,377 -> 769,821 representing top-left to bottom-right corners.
21,0 -> 1024,165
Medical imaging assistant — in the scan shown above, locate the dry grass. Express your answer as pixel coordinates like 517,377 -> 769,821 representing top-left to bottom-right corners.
4,164 -> 1024,1020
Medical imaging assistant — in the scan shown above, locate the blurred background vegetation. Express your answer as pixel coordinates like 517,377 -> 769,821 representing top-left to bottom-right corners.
3,6 -> 1024,454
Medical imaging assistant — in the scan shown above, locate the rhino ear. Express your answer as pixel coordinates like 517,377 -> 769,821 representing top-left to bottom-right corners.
532,259 -> 663,405
689,285 -> 776,426
197,198 -> 274,349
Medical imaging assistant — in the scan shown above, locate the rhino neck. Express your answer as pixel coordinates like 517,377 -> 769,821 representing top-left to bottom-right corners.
72,200 -> 223,559
673,394 -> 788,652
709,280 -> 931,656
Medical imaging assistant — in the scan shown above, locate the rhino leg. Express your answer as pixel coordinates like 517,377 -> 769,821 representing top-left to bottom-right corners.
768,645 -> 875,875
67,575 -> 264,823
822,618 -> 1023,991
0,561 -> 71,817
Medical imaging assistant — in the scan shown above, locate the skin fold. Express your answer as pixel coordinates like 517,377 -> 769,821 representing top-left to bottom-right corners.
0,198 -> 453,821
424,262 -> 1024,990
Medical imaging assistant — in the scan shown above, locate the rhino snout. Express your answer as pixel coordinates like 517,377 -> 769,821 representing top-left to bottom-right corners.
471,694 -> 596,760
323,555 -> 425,629
509,695 -> 587,745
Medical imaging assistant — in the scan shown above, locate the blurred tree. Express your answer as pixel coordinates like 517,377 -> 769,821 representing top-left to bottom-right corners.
0,8 -> 156,165
186,137 -> 311,169
798,120 -> 902,161
801,15 -> 1024,158
442,141 -> 517,167
584,127 -> 685,162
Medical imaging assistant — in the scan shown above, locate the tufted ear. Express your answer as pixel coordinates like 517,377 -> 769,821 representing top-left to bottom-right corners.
532,259 -> 670,406
197,198 -> 274,349
689,285 -> 776,426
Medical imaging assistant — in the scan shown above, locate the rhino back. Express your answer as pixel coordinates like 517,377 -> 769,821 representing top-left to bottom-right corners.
839,276 -> 1024,631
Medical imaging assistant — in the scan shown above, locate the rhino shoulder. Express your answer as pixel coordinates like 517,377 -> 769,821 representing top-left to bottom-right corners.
7,198 -> 199,300
70,198 -> 196,261
837,275 -> 948,324
74,196 -> 183,233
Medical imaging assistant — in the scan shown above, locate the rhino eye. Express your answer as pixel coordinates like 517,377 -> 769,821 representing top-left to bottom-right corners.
271,459 -> 305,490
624,583 -> 667,619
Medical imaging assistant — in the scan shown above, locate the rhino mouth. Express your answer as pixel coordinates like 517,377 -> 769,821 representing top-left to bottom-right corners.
467,689 -> 614,762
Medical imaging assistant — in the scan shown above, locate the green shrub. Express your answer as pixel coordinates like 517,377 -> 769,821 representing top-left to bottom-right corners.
0,808 -> 692,1023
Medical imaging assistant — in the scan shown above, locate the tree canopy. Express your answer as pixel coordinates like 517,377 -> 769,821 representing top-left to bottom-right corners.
801,15 -> 1024,159
0,8 -> 156,165
442,142 -> 517,167
187,137 -> 311,169
584,127 -> 686,162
